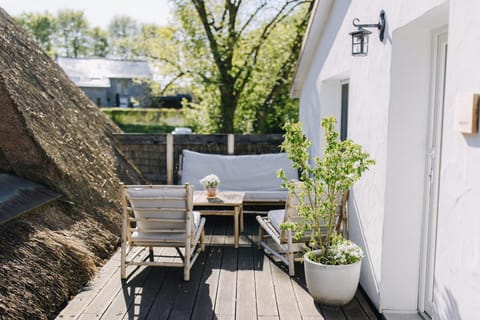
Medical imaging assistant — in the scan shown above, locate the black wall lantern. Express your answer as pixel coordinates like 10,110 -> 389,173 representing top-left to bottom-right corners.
349,10 -> 386,56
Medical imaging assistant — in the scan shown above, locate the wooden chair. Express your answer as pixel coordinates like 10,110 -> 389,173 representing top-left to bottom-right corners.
120,183 -> 206,281
256,183 -> 348,276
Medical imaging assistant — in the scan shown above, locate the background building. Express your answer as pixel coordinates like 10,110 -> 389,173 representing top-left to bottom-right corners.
56,56 -> 153,107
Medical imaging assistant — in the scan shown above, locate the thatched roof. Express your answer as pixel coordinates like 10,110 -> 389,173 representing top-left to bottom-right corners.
0,8 -> 145,319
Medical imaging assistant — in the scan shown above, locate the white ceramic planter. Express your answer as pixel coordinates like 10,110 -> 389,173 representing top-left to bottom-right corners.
304,250 -> 362,306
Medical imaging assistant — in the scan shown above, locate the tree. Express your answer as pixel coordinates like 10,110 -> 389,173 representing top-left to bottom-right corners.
16,12 -> 57,56
89,27 -> 109,57
14,4 -> 312,133
171,0 -> 313,133
108,15 -> 140,58
56,9 -> 89,57
247,8 -> 312,133
131,23 -> 188,94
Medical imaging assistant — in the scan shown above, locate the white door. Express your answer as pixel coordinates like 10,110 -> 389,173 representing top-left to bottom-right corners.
419,31 -> 448,317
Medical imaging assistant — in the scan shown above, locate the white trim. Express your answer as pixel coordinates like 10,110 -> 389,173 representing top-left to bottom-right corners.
417,27 -> 448,316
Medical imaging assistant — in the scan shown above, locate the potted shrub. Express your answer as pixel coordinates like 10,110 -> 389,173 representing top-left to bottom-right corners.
278,117 -> 375,305
200,173 -> 220,198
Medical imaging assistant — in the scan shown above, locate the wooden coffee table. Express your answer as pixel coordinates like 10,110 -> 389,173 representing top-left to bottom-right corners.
193,191 -> 245,248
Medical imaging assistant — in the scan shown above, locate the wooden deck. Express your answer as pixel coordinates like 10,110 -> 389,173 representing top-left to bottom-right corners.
56,215 -> 380,320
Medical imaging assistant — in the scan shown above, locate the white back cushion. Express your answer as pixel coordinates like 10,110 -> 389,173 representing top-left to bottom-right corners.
125,185 -> 189,231
180,150 -> 298,191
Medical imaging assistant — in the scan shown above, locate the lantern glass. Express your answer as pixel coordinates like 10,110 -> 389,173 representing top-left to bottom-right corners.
350,28 -> 371,56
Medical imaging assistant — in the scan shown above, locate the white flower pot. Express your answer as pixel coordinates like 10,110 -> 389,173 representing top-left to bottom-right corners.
303,250 -> 362,306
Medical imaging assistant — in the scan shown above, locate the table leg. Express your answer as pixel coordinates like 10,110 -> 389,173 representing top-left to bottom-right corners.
234,206 -> 239,248
240,206 -> 244,233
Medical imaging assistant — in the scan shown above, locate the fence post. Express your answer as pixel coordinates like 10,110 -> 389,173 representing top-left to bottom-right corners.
227,134 -> 235,155
166,134 -> 173,184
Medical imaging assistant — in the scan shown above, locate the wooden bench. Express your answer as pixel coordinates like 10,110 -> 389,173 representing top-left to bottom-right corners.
179,150 -> 298,213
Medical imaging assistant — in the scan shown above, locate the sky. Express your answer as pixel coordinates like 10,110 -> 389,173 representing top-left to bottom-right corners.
0,0 -> 173,28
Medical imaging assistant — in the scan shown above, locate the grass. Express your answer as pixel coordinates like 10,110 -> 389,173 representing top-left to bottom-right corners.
102,107 -> 184,133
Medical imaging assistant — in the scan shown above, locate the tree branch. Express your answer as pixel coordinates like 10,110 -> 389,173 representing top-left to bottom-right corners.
192,0 -> 224,70
160,72 -> 185,95
233,0 -> 309,98
213,2 -> 229,32
143,52 -> 213,86
254,0 -> 314,131
236,1 -> 267,39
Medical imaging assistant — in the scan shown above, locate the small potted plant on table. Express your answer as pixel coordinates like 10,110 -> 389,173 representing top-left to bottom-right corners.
200,174 -> 220,198
278,117 -> 375,305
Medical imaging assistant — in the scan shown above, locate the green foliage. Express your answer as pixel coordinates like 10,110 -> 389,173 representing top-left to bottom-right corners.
16,10 -> 110,58
178,78 -> 223,134
16,12 -> 57,56
108,15 -> 139,38
170,0 -> 313,133
236,11 -> 304,133
56,9 -> 90,57
102,108 -> 183,133
129,24 -> 189,96
89,27 -> 109,57
16,3 -> 312,134
278,117 -> 375,265
108,15 -> 140,58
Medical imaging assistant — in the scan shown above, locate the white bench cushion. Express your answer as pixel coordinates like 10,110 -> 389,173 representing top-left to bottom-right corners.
267,209 -> 285,234
180,150 -> 298,200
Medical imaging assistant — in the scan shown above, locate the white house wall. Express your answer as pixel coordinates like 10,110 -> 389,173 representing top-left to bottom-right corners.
382,18 -> 435,312
433,1 -> 480,319
296,0 -> 480,318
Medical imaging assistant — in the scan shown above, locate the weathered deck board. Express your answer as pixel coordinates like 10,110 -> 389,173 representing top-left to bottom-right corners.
56,252 -> 120,319
76,263 -> 130,319
343,297 -> 374,320
168,236 -> 213,319
291,273 -> 325,319
98,266 -> 151,320
122,265 -> 167,320
214,246 -> 238,319
56,215 -> 380,320
190,246 -> 223,319
321,305 -> 348,320
270,257 -> 304,319
236,246 -> 257,319
145,266 -> 183,319
253,248 -> 279,318
190,220 -> 225,320
355,290 -> 380,320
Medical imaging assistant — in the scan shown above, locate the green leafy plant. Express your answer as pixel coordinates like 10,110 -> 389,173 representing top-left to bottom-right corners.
278,117 -> 375,265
